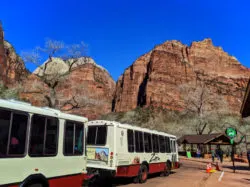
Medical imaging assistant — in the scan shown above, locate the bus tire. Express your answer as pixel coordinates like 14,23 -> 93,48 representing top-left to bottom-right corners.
27,184 -> 43,187
137,164 -> 148,183
165,162 -> 171,176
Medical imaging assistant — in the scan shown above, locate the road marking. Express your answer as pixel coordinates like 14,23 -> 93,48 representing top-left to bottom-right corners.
218,171 -> 224,182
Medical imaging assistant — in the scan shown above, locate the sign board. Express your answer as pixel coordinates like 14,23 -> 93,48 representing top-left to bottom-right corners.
225,127 -> 237,138
225,127 -> 237,144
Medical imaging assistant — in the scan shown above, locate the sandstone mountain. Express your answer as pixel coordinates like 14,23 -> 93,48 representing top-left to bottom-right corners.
113,39 -> 250,114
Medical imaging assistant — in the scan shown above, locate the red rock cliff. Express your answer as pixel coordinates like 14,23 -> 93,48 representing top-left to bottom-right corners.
0,23 -> 28,85
0,22 -> 6,83
113,39 -> 250,113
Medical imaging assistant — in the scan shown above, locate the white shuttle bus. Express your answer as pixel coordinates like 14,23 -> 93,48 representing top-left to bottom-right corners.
86,120 -> 179,183
0,99 -> 89,187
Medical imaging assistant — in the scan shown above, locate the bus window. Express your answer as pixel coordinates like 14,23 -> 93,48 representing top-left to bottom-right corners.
75,124 -> 84,154
159,135 -> 166,153
0,109 -> 28,157
87,126 -> 96,145
165,137 -> 171,153
135,131 -> 144,152
45,118 -> 58,155
144,132 -> 152,153
87,126 -> 107,145
127,129 -> 135,152
64,121 -> 84,156
170,140 -> 175,153
64,122 -> 74,155
9,113 -> 28,155
173,140 -> 177,152
96,126 -> 107,145
0,109 -> 10,157
29,115 -> 59,157
152,134 -> 159,153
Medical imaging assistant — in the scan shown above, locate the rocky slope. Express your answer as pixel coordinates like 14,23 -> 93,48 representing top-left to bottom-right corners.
20,58 -> 116,119
0,24 -> 28,86
113,39 -> 250,113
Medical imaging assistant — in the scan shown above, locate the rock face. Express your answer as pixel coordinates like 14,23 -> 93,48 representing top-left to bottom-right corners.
20,59 -> 115,120
0,23 -> 28,86
113,39 -> 250,113
0,23 -> 5,82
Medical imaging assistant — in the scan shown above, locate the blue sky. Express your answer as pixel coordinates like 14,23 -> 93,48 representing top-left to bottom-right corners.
1,0 -> 250,80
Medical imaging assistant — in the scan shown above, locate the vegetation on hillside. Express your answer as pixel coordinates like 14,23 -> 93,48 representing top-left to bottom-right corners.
100,106 -> 250,138
0,83 -> 19,99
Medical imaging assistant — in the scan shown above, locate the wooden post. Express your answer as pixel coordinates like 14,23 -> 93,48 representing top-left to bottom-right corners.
184,143 -> 186,152
231,144 -> 236,173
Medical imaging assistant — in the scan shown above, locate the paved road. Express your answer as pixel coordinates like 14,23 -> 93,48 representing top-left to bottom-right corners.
88,157 -> 250,187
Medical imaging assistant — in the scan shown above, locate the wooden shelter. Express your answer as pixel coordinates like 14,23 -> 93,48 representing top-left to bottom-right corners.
241,79 -> 250,118
240,79 -> 250,151
178,133 -> 231,155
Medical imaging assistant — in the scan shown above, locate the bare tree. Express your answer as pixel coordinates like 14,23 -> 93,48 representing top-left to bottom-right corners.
180,81 -> 228,134
58,83 -> 105,111
21,39 -> 88,108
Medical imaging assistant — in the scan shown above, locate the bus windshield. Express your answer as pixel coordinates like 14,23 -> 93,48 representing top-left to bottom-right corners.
87,125 -> 107,145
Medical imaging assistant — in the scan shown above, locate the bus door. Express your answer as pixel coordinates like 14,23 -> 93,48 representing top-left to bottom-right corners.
170,138 -> 177,168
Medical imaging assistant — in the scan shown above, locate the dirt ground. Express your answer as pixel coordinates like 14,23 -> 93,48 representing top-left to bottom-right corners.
90,156 -> 250,187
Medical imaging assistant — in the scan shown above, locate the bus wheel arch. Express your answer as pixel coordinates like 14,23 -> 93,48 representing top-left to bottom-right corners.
20,174 -> 49,187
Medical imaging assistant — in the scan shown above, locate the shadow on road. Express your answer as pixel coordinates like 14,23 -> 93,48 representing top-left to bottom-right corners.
87,172 -> 173,187
223,165 -> 250,172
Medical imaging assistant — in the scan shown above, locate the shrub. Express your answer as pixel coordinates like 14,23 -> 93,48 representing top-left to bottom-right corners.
0,83 -> 19,99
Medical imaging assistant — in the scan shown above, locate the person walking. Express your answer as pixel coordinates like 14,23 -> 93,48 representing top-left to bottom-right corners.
196,147 -> 201,158
218,148 -> 224,163
247,150 -> 250,168
211,148 -> 215,163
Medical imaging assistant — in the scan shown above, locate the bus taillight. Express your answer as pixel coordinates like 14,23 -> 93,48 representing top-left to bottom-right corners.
110,152 -> 114,159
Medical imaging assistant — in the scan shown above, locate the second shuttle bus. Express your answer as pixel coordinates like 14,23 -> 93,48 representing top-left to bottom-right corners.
86,120 -> 179,183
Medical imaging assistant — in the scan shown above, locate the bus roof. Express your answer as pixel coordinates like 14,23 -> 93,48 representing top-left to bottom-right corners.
86,120 -> 176,138
0,99 -> 88,122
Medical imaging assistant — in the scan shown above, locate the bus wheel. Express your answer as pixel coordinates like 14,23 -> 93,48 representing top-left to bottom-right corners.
165,162 -> 171,176
137,164 -> 148,183
161,162 -> 171,177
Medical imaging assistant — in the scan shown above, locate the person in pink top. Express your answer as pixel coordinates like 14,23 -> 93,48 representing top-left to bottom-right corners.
11,137 -> 19,145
